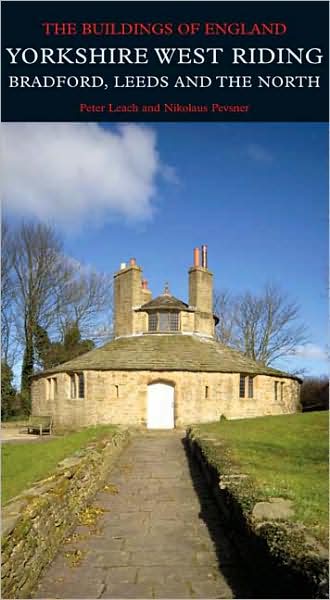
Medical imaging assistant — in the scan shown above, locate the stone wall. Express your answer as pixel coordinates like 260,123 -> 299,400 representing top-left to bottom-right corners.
180,310 -> 195,333
2,429 -> 129,599
187,429 -> 329,599
32,370 -> 300,430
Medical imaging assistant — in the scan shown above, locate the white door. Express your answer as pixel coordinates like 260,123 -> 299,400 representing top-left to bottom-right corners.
147,383 -> 174,429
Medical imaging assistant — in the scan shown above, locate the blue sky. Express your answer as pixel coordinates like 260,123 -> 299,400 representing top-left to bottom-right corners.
3,122 -> 328,376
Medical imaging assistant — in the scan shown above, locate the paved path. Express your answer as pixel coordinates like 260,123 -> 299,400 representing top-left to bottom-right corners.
1,426 -> 57,443
34,432 -> 256,599
1,427 -> 39,442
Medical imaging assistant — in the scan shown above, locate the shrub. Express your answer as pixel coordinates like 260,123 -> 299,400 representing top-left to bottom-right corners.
300,376 -> 329,412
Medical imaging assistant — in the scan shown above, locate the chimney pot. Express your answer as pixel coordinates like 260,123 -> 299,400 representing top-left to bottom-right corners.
193,247 -> 200,267
142,279 -> 148,290
129,257 -> 136,266
120,262 -> 127,270
201,244 -> 208,269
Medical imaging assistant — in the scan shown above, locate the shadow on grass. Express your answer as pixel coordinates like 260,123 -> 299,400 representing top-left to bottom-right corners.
181,435 -> 302,600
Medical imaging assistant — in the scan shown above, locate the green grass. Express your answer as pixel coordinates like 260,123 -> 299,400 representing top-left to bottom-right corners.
2,425 -> 118,505
197,412 -> 329,544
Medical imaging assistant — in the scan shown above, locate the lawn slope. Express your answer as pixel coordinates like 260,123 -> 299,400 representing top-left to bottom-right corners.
2,425 -> 118,505
195,411 -> 328,544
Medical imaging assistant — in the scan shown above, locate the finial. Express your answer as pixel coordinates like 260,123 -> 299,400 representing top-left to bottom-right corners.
163,282 -> 170,296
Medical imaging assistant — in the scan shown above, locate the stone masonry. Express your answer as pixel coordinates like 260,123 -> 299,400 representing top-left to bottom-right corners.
32,370 -> 300,430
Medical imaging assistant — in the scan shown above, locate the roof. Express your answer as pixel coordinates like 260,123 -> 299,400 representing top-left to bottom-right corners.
139,294 -> 190,311
35,334 -> 301,381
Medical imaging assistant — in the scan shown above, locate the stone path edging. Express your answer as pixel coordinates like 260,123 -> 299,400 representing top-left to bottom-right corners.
2,428 -> 129,599
187,429 -> 329,599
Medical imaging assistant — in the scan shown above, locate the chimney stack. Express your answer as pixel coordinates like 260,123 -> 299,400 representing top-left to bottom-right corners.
188,244 -> 214,337
141,278 -> 152,304
114,257 -> 142,337
201,244 -> 208,269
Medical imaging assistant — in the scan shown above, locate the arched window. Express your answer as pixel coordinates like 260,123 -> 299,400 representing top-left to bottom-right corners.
69,372 -> 85,399
78,373 -> 85,398
70,374 -> 76,399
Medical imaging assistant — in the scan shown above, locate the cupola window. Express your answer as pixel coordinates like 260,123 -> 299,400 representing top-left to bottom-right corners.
169,312 -> 179,330
159,312 -> 170,331
148,313 -> 158,331
148,311 -> 179,332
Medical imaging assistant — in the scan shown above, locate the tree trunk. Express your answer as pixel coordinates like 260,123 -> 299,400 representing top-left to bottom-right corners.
21,319 -> 34,410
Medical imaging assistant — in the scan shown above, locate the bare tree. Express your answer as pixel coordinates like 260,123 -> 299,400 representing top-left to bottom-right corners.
11,222 -> 72,398
9,221 -> 113,403
214,284 -> 308,366
213,290 -> 237,347
57,266 -> 113,344
1,220 -> 16,364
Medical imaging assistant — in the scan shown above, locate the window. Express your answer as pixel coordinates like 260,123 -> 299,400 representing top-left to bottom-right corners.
169,313 -> 179,331
275,381 -> 284,402
239,374 -> 245,398
240,375 -> 255,399
70,374 -> 76,399
248,376 -> 254,398
159,312 -> 170,331
115,384 -> 119,398
69,373 -> 85,399
148,311 -> 179,332
148,313 -> 157,331
78,373 -> 85,398
47,377 -> 57,400
205,386 -> 209,399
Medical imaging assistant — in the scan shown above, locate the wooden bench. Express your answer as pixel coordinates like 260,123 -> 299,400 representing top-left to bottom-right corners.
27,415 -> 53,436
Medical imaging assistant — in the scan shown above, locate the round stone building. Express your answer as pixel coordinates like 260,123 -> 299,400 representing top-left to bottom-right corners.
31,246 -> 301,429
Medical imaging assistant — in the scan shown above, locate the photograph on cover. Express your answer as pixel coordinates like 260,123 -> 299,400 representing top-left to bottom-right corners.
2,122 -> 328,599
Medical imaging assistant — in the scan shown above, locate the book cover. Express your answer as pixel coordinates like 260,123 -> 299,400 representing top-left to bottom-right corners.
1,2 -> 329,599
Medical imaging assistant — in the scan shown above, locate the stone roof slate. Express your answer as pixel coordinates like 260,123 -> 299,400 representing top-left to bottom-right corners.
36,334 -> 300,381
140,294 -> 190,311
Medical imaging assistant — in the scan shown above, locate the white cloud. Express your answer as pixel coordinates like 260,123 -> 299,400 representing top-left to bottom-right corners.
245,142 -> 274,164
294,344 -> 328,361
2,123 -> 166,228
